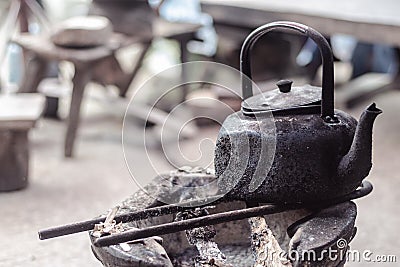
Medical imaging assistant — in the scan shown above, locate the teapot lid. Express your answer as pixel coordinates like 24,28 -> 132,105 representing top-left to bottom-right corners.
241,80 -> 322,115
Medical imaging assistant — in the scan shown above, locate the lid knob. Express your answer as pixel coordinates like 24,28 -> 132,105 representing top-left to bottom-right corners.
276,80 -> 293,93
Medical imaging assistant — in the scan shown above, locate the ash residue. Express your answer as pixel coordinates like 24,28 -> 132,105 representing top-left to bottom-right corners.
176,208 -> 216,244
176,208 -> 233,266
171,245 -> 254,267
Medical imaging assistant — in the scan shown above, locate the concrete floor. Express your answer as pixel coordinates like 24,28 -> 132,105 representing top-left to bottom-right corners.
0,80 -> 399,266
341,91 -> 400,266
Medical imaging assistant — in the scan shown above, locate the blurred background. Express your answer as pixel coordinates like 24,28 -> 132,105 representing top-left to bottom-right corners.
0,0 -> 399,266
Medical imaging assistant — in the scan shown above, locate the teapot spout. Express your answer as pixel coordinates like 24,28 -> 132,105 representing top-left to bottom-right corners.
337,103 -> 382,187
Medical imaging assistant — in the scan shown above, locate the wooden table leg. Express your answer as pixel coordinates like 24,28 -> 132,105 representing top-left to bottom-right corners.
118,41 -> 152,98
18,53 -> 47,93
178,36 -> 191,103
64,66 -> 91,157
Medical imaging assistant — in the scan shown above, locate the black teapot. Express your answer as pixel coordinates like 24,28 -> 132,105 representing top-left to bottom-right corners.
215,21 -> 382,204
37,22 -> 382,247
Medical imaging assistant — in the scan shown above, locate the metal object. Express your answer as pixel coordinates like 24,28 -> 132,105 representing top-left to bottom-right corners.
288,202 -> 357,266
38,170 -> 371,266
216,21 -> 382,204
38,194 -> 223,240
241,22 -> 335,119
93,181 -> 372,247
38,22 -> 379,267
38,177 -> 371,245
87,173 -> 366,266
90,180 -> 254,267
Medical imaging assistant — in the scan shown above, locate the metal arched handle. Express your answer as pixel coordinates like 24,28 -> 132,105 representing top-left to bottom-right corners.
240,21 -> 335,120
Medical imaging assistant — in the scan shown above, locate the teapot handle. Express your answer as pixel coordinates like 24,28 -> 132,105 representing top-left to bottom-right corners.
240,21 -> 335,121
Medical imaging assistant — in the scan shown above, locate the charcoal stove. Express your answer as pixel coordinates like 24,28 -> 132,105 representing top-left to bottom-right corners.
86,169 -> 365,267
38,21 -> 380,266
39,168 -> 371,266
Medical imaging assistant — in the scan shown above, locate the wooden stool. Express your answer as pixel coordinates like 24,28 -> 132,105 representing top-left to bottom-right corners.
12,21 -> 199,157
0,94 -> 45,191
